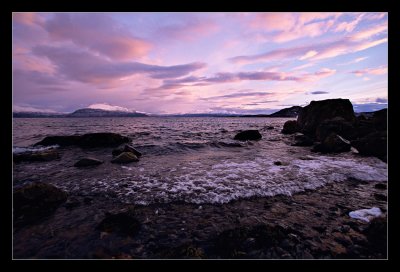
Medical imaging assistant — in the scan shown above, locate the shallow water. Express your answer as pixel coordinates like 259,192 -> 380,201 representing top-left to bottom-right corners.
13,117 -> 387,205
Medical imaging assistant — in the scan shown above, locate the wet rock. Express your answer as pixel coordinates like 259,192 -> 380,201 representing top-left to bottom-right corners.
363,217 -> 387,256
315,117 -> 356,141
351,131 -> 387,162
374,183 -> 387,190
373,193 -> 386,201
13,149 -> 61,163
234,130 -> 262,141
14,182 -> 68,226
74,157 -> 103,167
35,133 -> 130,148
158,244 -> 205,259
111,152 -> 139,164
266,126 -> 274,130
274,161 -> 282,166
281,120 -> 298,134
112,145 -> 142,157
297,99 -> 356,136
292,133 -> 313,146
97,208 -> 141,237
312,133 -> 351,153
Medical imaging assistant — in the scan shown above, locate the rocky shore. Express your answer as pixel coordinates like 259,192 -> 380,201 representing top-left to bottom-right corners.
13,99 -> 387,259
13,177 -> 386,259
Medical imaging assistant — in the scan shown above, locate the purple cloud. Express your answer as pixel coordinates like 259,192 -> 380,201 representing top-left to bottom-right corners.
32,45 -> 206,85
43,13 -> 152,60
310,91 -> 329,95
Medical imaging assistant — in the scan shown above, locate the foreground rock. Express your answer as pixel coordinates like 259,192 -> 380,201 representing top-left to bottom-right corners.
315,117 -> 356,141
234,130 -> 262,141
74,157 -> 103,167
112,145 -> 142,157
13,149 -> 60,163
111,152 -> 139,163
281,120 -> 298,134
34,133 -> 130,148
297,99 -> 356,136
14,182 -> 68,226
97,208 -> 141,237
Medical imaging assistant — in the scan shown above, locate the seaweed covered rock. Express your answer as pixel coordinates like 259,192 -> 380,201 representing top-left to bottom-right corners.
111,152 -> 139,163
13,149 -> 60,163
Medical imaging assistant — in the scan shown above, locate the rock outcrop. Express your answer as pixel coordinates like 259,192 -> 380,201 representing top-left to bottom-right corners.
312,133 -> 351,153
297,99 -> 356,137
352,131 -> 387,162
234,130 -> 262,141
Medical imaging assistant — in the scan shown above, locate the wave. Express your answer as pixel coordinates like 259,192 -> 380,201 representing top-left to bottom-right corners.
13,145 -> 59,154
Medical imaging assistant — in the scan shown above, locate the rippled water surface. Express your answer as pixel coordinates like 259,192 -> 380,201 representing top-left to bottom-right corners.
13,117 -> 387,205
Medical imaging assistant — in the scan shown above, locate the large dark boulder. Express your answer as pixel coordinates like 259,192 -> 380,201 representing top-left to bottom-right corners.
297,99 -> 356,136
372,109 -> 387,131
13,149 -> 60,163
77,133 -> 130,148
97,208 -> 140,237
315,117 -> 356,141
34,133 -> 130,148
34,135 -> 81,147
14,182 -> 68,226
352,131 -> 387,162
312,133 -> 351,153
234,130 -> 262,141
112,145 -> 142,157
74,157 -> 103,167
281,120 -> 298,134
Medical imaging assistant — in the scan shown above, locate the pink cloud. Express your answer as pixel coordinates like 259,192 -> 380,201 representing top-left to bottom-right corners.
351,65 -> 387,77
349,23 -> 387,41
156,17 -> 220,41
12,12 -> 43,26
44,13 -> 152,61
230,25 -> 387,64
334,14 -> 364,32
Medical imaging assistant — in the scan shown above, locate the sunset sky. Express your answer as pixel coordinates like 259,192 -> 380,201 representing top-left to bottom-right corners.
12,12 -> 388,114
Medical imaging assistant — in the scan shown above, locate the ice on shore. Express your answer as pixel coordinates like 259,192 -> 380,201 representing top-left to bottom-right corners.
349,207 -> 383,222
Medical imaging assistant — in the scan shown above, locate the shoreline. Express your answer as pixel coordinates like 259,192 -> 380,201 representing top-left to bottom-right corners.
13,177 -> 387,259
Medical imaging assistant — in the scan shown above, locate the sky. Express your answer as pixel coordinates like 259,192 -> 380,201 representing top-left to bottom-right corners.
12,12 -> 388,114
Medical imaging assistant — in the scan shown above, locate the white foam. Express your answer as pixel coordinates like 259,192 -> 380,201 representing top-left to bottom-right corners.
13,145 -> 59,154
349,207 -> 383,222
54,151 -> 387,205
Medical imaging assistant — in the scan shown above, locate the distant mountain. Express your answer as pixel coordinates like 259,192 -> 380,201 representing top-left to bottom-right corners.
268,106 -> 303,117
13,112 -> 66,118
165,113 -> 240,117
67,108 -> 148,117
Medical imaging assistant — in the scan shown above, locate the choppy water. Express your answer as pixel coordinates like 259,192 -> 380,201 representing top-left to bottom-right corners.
13,117 -> 387,205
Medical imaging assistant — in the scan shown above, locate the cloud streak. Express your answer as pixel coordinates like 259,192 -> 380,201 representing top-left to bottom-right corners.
32,45 -> 206,85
